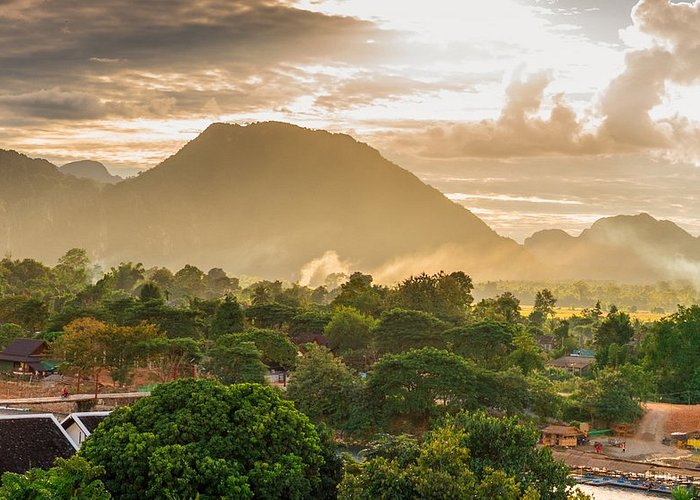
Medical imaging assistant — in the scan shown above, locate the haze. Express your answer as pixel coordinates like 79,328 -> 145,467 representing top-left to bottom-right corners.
1,0 -> 699,241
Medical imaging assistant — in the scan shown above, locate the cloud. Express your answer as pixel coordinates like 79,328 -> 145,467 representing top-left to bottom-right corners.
598,0 -> 700,161
0,0 -> 397,121
378,72 -> 601,158
373,0 -> 700,162
0,89 -> 108,119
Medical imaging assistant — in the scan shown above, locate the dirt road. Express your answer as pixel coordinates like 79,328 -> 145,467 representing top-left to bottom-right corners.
593,403 -> 699,461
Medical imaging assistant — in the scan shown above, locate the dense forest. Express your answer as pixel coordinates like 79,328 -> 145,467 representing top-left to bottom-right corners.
1,249 -> 699,498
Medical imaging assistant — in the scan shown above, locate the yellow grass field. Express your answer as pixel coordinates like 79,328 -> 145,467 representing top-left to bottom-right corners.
519,306 -> 666,323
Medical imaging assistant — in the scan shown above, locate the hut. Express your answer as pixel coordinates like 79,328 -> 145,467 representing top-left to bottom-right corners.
541,425 -> 581,447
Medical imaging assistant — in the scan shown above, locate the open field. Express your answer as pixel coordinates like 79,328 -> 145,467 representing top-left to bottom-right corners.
520,306 -> 666,323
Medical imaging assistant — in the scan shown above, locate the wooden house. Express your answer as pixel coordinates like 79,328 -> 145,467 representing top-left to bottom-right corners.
547,354 -> 595,375
541,425 -> 580,447
0,338 -> 51,376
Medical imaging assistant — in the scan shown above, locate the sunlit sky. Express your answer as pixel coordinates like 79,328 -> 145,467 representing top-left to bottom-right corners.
1,0 -> 699,241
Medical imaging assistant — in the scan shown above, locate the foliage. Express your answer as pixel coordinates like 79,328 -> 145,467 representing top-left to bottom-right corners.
207,337 -> 268,384
331,272 -> 386,316
388,271 -> 473,322
287,344 -> 362,428
289,309 -> 333,337
509,330 -> 544,375
472,291 -> 521,323
528,288 -> 557,327
445,320 -> 514,369
324,306 -> 376,370
366,348 -> 479,426
0,456 -> 111,500
641,305 -> 700,402
80,379 -> 330,499
230,328 -> 298,371
54,318 -> 163,386
572,369 -> 643,425
0,322 -> 26,350
246,302 -> 298,330
0,295 -> 49,332
442,411 -> 574,499
374,308 -> 447,354
209,295 -> 244,338
340,411 -> 577,500
141,337 -> 202,382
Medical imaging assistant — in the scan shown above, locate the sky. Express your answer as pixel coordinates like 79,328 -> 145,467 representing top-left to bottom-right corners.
1,0 -> 699,241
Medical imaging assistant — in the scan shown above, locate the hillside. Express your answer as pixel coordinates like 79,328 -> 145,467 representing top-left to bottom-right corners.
0,150 -> 100,260
0,123 -> 533,281
99,122 -> 531,280
525,213 -> 700,282
60,160 -> 122,184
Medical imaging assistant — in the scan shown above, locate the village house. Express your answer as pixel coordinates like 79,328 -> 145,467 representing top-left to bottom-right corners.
0,414 -> 77,474
60,411 -> 111,449
541,424 -> 581,448
547,353 -> 595,375
0,338 -> 53,376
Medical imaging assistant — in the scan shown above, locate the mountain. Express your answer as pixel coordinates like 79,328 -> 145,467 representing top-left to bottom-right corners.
98,122 -> 532,281
0,150 -> 100,258
0,123 -> 533,281
525,213 -> 700,282
60,160 -> 122,184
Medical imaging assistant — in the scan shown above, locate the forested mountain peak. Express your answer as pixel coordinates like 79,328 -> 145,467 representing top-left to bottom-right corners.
103,121 -> 528,280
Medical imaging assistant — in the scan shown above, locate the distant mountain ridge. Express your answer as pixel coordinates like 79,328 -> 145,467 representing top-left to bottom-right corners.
0,123 -> 532,281
525,213 -> 700,282
60,160 -> 122,184
1,123 -> 699,284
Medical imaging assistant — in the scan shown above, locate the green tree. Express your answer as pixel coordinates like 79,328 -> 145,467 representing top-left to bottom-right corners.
595,306 -> 634,366
472,291 -> 521,323
138,282 -> 163,302
587,369 -> 644,425
374,308 -> 447,354
529,288 -> 557,327
142,337 -> 202,382
389,271 -> 473,322
340,412 -> 578,499
210,295 -> 245,338
106,262 -> 145,294
204,267 -> 239,298
0,295 -> 49,332
80,380 -> 330,499
324,306 -> 376,370
231,328 -> 298,371
331,272 -> 386,316
0,456 -> 110,499
246,303 -> 298,330
53,248 -> 91,297
442,411 -> 574,499
366,348 -> 478,426
207,338 -> 267,384
287,344 -> 361,428
173,264 -> 206,300
0,322 -> 26,350
508,330 -> 544,374
289,310 -> 333,337
640,305 -> 700,401
445,320 -> 514,369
